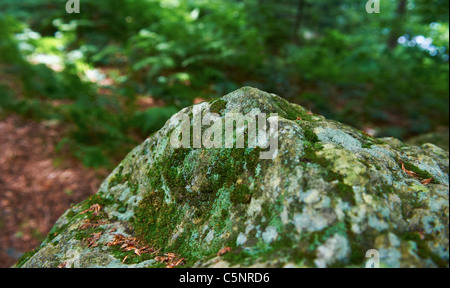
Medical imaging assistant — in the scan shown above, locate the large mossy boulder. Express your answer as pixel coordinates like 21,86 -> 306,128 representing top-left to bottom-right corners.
18,87 -> 449,268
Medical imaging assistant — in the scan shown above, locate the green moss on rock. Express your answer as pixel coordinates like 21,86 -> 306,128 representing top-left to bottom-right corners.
209,99 -> 227,115
230,184 -> 253,205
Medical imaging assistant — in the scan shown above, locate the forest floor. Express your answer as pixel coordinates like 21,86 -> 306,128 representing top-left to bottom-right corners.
0,114 -> 110,268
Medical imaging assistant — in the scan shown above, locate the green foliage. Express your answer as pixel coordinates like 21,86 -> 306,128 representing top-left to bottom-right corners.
0,12 -> 180,168
129,106 -> 179,136
0,16 -> 24,64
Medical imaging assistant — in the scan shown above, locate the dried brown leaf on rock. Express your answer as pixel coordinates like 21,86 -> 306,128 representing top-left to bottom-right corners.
418,231 -> 426,240
78,219 -> 107,230
106,233 -> 161,261
154,252 -> 185,268
80,204 -> 102,216
155,256 -> 165,263
166,258 -> 185,268
421,177 -> 434,185
91,232 -> 102,240
217,247 -> 232,257
399,159 -> 419,178
84,231 -> 103,248
106,234 -> 127,246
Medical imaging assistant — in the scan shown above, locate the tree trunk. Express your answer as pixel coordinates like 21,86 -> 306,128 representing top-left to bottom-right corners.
387,0 -> 408,50
292,0 -> 306,44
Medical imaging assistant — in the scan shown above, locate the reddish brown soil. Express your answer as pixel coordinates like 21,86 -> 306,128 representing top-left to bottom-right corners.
0,114 -> 109,268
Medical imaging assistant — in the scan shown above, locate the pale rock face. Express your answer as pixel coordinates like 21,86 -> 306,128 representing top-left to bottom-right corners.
18,87 -> 449,268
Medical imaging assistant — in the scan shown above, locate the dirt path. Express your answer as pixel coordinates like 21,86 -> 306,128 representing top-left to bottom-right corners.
0,114 -> 109,268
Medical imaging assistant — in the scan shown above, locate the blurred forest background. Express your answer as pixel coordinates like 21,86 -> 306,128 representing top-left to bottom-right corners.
0,0 -> 448,267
